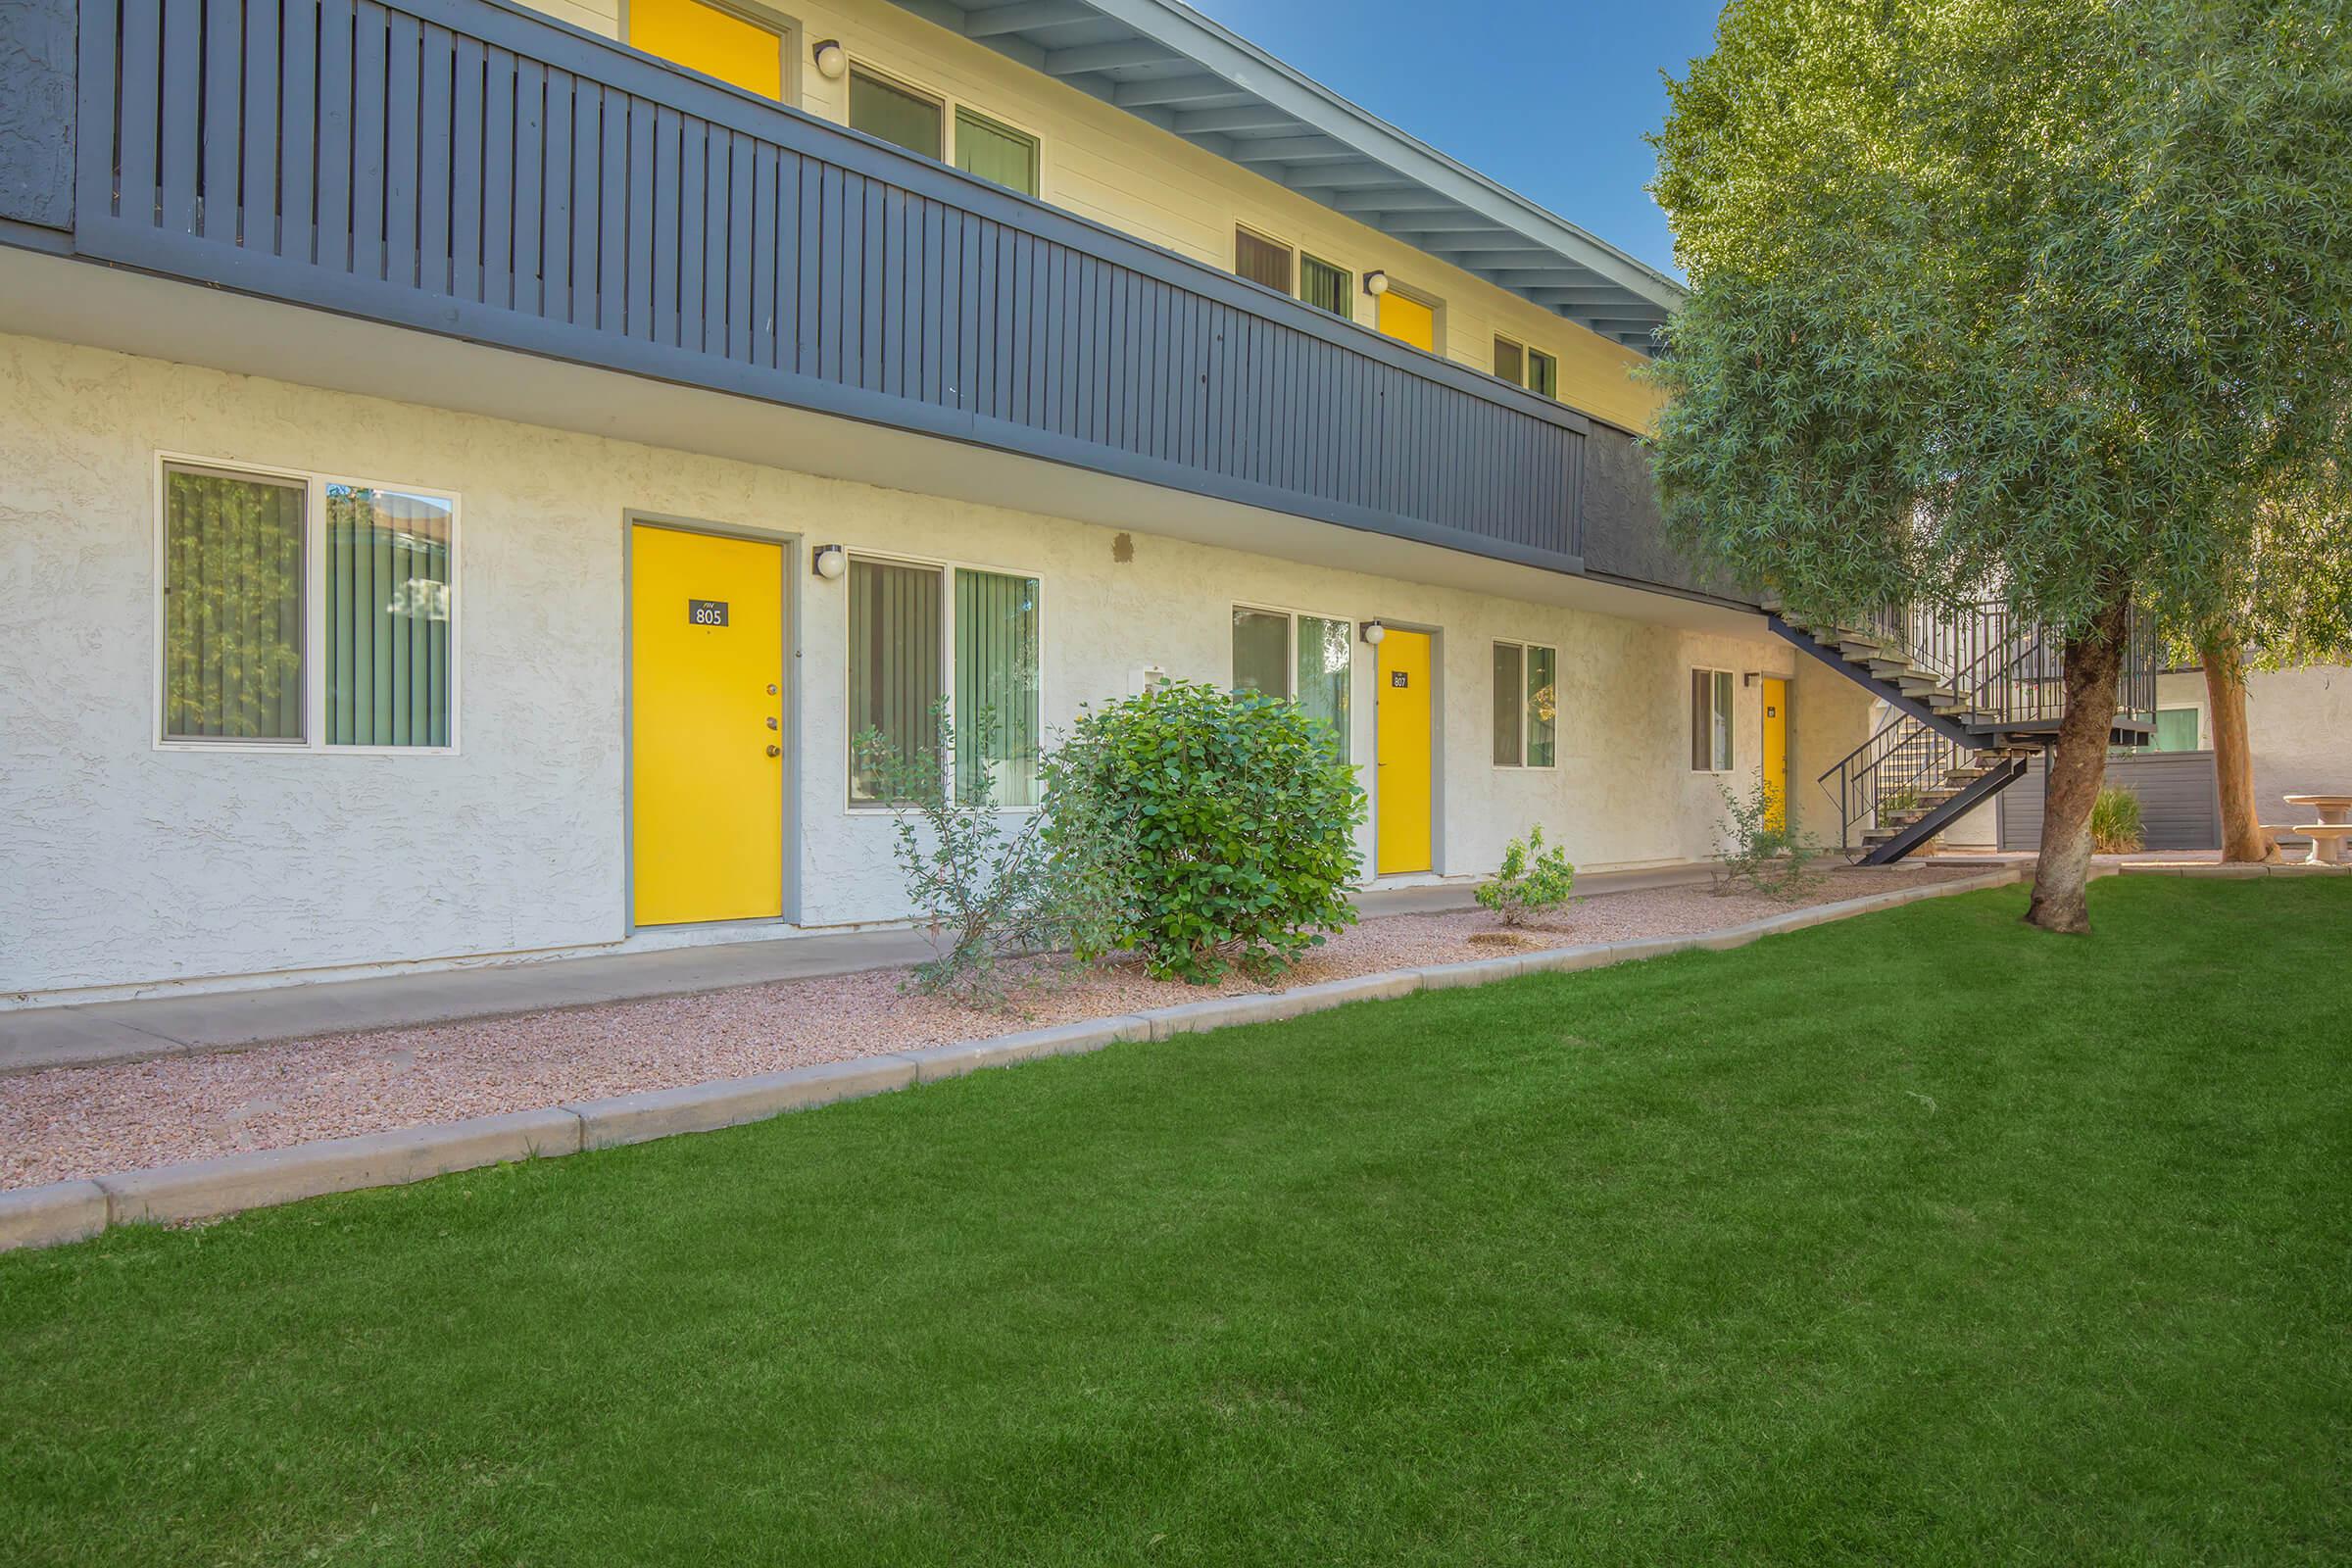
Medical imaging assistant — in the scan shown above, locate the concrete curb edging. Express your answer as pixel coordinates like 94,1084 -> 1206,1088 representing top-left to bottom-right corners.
1,867 -> 2029,1253
2118,861 -> 2345,878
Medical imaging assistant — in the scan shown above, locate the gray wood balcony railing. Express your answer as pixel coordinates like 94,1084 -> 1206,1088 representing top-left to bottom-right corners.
5,0 -> 1625,573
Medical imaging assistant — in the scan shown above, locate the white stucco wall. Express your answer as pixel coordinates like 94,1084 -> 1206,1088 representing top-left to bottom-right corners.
0,332 -> 1863,999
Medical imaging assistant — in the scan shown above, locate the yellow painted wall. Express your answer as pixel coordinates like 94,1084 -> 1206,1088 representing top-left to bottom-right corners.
549,0 -> 1664,432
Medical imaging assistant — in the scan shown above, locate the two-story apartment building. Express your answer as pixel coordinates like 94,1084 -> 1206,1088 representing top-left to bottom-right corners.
0,0 -> 1877,1004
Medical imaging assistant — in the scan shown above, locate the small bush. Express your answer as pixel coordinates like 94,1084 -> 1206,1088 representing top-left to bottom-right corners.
854,704 -> 1122,1008
1478,825 -> 1576,926
1715,779 -> 1827,897
2089,783 -> 2145,853
1042,681 -> 1365,984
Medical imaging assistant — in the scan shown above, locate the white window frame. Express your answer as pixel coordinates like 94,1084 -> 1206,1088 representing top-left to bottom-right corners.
1229,601 -> 1356,762
1690,665 -> 1737,773
842,57 -> 1048,199
1491,638 -> 1558,770
151,451 -> 463,756
843,548 -> 1050,813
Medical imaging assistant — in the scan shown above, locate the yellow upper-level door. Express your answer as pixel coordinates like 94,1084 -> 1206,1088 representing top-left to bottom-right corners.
1377,291 -> 1437,354
628,0 -> 785,99
632,524 -> 786,926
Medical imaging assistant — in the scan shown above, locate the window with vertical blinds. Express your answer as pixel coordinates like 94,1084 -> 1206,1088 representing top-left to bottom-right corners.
326,487 -> 454,747
162,466 -> 307,742
1690,668 -> 1735,771
849,558 -> 944,803
161,463 -> 461,750
1295,614 -> 1350,764
954,108 -> 1039,196
1299,254 -> 1349,318
1491,643 -> 1523,766
1493,337 -> 1525,386
1526,645 -> 1557,766
1231,607 -> 1290,697
955,568 -> 1041,806
1527,350 -> 1558,400
1232,607 -> 1351,763
850,68 -> 942,160
1234,228 -> 1293,293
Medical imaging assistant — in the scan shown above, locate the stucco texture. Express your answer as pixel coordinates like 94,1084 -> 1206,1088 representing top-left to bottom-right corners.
0,332 -> 1862,998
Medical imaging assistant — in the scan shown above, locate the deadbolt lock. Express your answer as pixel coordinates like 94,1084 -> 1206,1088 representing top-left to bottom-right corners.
766,684 -> 779,696
766,744 -> 782,758
766,716 -> 778,730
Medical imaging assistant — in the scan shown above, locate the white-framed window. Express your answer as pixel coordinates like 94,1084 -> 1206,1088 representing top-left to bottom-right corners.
1231,605 -> 1352,763
1233,226 -> 1352,320
847,63 -> 1043,198
155,456 -> 459,752
1690,667 -> 1736,772
1493,337 -> 1560,400
846,553 -> 1043,808
1492,640 -> 1557,767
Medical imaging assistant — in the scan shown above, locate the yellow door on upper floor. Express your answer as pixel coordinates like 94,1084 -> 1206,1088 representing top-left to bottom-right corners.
631,524 -> 786,926
628,0 -> 785,100
1377,291 -> 1436,353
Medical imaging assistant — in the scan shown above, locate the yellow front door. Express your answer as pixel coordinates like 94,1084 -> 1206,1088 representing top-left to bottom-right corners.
1376,628 -> 1434,874
1377,291 -> 1436,353
631,524 -> 785,926
1762,676 -> 1788,831
628,0 -> 785,99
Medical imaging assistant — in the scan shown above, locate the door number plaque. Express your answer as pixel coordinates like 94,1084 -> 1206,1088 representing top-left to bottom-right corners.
1391,671 -> 1409,688
688,599 -> 729,626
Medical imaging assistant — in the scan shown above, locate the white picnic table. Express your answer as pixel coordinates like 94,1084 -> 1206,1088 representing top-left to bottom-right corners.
2281,794 -> 2352,865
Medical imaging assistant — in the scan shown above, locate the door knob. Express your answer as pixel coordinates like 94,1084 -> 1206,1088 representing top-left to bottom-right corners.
766,744 -> 781,758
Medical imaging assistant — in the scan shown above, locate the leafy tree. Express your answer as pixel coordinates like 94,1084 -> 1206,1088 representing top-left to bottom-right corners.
1646,0 -> 2352,930
2167,485 -> 2352,860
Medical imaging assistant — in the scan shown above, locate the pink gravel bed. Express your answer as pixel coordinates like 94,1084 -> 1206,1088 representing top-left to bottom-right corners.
0,864 -> 1984,1190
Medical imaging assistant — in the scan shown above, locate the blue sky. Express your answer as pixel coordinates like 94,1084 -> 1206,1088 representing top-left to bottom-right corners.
1188,0 -> 1726,278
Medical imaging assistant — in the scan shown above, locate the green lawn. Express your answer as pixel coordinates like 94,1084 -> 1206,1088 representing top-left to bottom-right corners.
3,877 -> 2348,1565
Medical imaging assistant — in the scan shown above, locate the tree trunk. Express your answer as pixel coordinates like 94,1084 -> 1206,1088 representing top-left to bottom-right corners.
2025,591 -> 2133,934
2201,638 -> 2279,863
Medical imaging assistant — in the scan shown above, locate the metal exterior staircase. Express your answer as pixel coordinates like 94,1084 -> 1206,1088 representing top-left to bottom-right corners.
1770,604 -> 2156,864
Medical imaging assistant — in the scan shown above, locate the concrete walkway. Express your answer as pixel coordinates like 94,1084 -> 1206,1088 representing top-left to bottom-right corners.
0,864 -> 1721,1075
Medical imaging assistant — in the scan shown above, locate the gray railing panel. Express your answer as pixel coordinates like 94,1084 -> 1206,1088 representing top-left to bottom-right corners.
1998,751 -> 2222,852
66,0 -> 1592,571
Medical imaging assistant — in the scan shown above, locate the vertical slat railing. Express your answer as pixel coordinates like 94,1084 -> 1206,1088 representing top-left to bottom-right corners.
84,0 -> 1590,565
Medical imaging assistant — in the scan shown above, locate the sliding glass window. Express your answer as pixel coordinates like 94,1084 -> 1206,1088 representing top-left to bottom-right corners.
1690,668 -> 1735,771
161,461 -> 459,750
849,557 -> 1041,807
1231,607 -> 1351,763
1491,641 -> 1555,767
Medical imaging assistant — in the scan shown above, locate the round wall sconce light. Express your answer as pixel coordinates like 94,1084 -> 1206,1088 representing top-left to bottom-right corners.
812,544 -> 847,580
1361,619 -> 1388,646
811,39 -> 847,80
1362,270 -> 1390,297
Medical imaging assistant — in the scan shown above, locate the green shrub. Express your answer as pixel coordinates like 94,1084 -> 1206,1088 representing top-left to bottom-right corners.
854,704 -> 1122,1008
2089,783 -> 2146,853
1715,779 -> 1827,897
1477,825 -> 1576,926
1042,681 -> 1366,984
